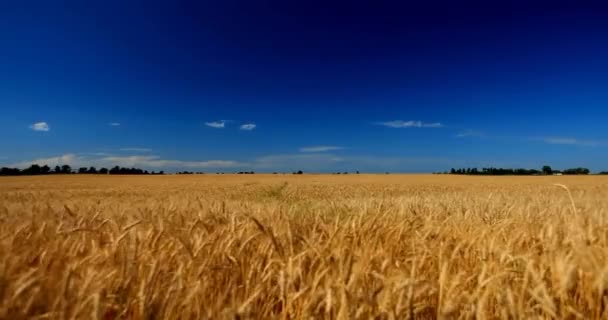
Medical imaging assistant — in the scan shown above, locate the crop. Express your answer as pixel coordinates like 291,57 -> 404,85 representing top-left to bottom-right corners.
1,174 -> 608,319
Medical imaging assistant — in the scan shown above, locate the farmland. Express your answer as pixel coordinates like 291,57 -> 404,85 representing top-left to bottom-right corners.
1,174 -> 608,319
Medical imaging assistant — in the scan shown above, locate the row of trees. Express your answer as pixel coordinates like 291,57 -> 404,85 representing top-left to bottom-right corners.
0,164 -> 164,176
447,166 -> 591,175
448,168 -> 541,175
1,165 -> 309,176
561,167 -> 591,175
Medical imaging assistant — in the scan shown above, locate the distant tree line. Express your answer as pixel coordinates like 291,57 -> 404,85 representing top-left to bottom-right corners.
444,165 -> 592,176
0,164 -> 165,176
560,168 -> 591,175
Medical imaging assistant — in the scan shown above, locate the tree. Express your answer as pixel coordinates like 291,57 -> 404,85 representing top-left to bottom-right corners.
78,167 -> 88,174
61,165 -> 72,174
23,164 -> 42,175
41,165 -> 51,174
563,167 -> 590,175
542,165 -> 553,175
88,167 -> 98,174
99,168 -> 109,174
0,167 -> 20,175
54,166 -> 61,174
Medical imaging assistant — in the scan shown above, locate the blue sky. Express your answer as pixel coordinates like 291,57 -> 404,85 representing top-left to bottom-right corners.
1,1 -> 608,172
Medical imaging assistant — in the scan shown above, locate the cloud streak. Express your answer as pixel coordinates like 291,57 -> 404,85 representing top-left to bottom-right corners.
109,122 -> 121,126
29,122 -> 50,132
456,130 -> 484,138
205,121 -> 226,128
299,146 -> 344,153
8,154 -> 246,170
376,120 -> 443,128
240,123 -> 256,131
540,137 -> 600,147
100,156 -> 243,169
5,152 -> 546,173
119,148 -> 152,152
9,154 -> 79,168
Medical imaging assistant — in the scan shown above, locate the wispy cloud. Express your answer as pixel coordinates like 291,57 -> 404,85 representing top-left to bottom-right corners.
88,152 -> 111,156
99,156 -> 243,169
299,146 -> 344,153
119,148 -> 152,153
540,137 -> 600,147
10,154 -> 79,168
29,122 -> 50,132
376,120 -> 443,128
240,123 -> 256,131
456,130 -> 484,138
205,120 -> 226,128
5,152 -> 539,173
252,153 -> 345,171
109,122 -> 121,126
251,153 -> 461,173
9,154 -> 246,170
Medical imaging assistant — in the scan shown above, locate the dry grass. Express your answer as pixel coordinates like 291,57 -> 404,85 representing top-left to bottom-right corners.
2,174 -> 608,319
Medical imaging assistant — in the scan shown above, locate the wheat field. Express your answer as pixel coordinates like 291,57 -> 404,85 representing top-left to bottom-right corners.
1,174 -> 608,319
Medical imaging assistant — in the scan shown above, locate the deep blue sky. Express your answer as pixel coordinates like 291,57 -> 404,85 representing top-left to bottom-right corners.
2,1 -> 608,172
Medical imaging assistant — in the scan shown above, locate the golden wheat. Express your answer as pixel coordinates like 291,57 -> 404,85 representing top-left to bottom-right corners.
1,174 -> 608,319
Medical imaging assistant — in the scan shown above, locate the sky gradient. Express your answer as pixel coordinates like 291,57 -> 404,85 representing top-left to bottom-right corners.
2,1 -> 608,172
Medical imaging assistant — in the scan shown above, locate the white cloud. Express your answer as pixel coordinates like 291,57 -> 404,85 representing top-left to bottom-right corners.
240,123 -> 256,131
205,121 -> 226,128
10,154 -> 80,168
99,156 -> 243,168
377,120 -> 443,128
6,152 -> 530,173
541,137 -> 599,147
456,130 -> 484,138
109,122 -> 121,126
29,122 -> 50,132
299,146 -> 344,153
250,153 -> 459,173
252,153 -> 344,171
119,148 -> 152,152
9,153 -> 246,170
